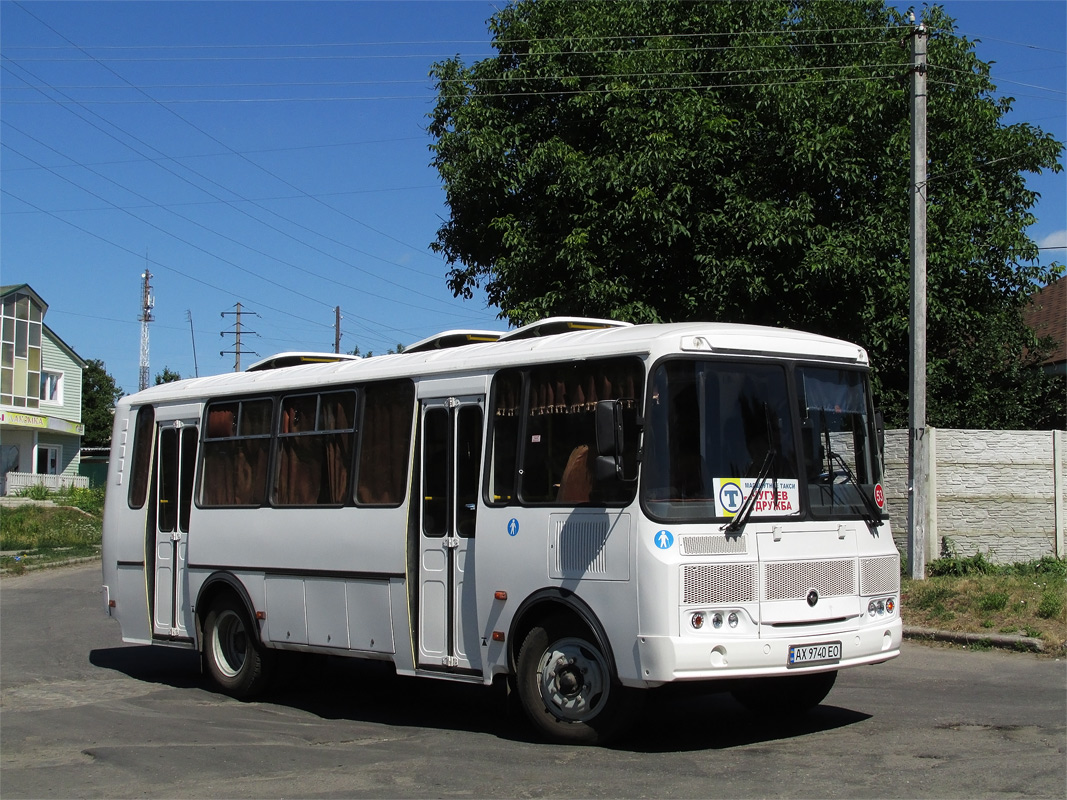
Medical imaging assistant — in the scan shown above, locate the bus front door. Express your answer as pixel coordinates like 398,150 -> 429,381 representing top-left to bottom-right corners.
418,396 -> 484,673
150,417 -> 198,641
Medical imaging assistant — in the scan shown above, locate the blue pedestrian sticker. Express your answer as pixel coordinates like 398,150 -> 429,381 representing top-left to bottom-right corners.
654,530 -> 674,550
507,518 -> 520,537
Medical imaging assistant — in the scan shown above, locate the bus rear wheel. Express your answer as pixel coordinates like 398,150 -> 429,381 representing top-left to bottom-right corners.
730,669 -> 837,715
516,616 -> 638,745
203,596 -> 273,699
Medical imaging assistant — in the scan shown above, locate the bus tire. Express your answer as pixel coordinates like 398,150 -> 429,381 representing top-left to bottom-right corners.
516,615 -> 638,745
203,596 -> 273,699
730,669 -> 837,715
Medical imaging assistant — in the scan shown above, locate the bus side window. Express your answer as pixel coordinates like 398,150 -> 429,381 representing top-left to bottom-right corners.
273,390 -> 355,506
127,405 -> 155,509
200,398 -> 272,506
356,379 -> 415,506
520,358 -> 642,506
487,370 -> 521,506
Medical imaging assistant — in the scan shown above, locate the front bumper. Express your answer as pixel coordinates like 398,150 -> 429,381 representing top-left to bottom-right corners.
628,618 -> 902,686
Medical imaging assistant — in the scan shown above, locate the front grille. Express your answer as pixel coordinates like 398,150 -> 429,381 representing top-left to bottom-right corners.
860,555 -> 900,595
764,559 -> 855,601
682,563 -> 756,605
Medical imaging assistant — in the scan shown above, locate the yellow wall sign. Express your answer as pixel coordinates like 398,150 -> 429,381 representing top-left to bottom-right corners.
0,412 -> 84,436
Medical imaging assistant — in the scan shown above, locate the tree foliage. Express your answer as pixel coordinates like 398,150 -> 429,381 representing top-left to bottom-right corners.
154,366 -> 182,385
81,359 -> 123,447
429,0 -> 1064,428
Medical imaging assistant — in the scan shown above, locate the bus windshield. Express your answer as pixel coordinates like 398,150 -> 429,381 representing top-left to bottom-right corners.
643,359 -> 882,524
797,365 -> 883,524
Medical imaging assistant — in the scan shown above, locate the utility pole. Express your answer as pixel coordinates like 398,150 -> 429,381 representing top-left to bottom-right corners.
186,310 -> 199,377
908,17 -> 928,580
334,306 -> 342,354
220,303 -> 259,372
138,268 -> 154,392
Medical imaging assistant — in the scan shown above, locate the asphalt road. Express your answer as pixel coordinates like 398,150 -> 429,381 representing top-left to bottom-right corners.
2,562 -> 1064,799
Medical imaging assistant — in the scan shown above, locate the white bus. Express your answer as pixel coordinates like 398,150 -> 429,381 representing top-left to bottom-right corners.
101,318 -> 901,744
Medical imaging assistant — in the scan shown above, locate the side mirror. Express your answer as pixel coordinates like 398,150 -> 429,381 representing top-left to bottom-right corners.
874,410 -> 886,452
595,400 -> 639,482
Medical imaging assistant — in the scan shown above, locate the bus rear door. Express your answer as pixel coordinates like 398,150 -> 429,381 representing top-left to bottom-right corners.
417,396 -> 484,673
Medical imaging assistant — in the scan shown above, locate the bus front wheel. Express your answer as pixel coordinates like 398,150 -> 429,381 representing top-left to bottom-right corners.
516,615 -> 638,744
203,596 -> 273,699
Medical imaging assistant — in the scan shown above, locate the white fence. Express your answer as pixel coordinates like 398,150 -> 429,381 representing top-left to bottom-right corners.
883,428 -> 1066,566
2,471 -> 90,496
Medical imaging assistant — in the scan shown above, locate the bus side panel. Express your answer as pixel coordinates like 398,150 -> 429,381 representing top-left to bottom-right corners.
474,503 -> 643,684
187,506 -> 409,577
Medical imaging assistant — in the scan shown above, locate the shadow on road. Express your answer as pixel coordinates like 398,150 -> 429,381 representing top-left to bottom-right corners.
89,644 -> 871,751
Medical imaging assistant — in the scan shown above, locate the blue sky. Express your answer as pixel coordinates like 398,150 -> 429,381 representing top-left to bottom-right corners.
2,1 -> 1064,395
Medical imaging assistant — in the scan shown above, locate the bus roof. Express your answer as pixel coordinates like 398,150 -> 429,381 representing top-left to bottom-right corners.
123,320 -> 869,406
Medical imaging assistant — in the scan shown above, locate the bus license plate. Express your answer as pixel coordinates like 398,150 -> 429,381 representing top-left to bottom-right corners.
788,641 -> 841,667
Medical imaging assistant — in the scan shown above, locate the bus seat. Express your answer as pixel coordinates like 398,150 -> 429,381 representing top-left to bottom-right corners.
557,444 -> 593,504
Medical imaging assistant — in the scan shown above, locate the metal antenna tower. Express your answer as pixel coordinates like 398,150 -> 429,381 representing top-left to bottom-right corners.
138,269 -> 155,391
220,303 -> 259,372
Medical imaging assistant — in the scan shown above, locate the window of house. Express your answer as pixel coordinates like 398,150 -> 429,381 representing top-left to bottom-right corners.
41,371 -> 63,405
1,292 -> 43,409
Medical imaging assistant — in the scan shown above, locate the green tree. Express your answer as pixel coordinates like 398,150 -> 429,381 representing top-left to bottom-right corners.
429,0 -> 1064,428
81,359 -> 123,447
350,343 -> 406,358
154,366 -> 182,385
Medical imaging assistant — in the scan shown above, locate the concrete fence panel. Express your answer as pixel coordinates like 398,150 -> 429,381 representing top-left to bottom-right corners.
884,428 -> 1066,566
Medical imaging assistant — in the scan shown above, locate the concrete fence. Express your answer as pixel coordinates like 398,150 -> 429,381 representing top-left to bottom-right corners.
883,428 -> 1066,566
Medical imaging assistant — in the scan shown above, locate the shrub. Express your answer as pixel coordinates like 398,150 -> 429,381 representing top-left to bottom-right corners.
1037,590 -> 1064,620
17,483 -> 52,501
61,486 -> 106,515
928,549 -> 999,577
1006,556 -> 1067,580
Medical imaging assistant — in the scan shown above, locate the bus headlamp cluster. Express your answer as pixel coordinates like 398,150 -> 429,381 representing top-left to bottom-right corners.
691,611 -> 740,630
868,597 -> 896,617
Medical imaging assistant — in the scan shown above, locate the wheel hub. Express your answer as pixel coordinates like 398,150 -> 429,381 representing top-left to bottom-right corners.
537,637 -> 608,722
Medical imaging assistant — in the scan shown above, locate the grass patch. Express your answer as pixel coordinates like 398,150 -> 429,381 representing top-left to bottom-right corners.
0,500 -> 102,573
902,556 -> 1067,657
14,484 -> 106,515
976,591 -> 1009,613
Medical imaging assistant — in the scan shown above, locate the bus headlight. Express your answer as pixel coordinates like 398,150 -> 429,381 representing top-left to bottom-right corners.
712,612 -> 724,629
691,612 -> 705,630
868,597 -> 895,616
727,612 -> 739,628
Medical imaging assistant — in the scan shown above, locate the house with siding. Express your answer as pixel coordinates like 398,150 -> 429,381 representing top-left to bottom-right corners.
0,284 -> 88,494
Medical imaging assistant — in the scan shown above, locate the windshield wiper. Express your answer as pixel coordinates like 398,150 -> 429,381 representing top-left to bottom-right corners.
826,449 -> 883,530
722,449 -> 777,534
